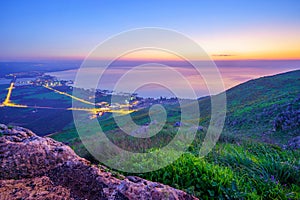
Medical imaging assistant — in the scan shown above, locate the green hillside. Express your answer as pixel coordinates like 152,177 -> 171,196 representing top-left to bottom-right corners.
200,69 -> 300,145
50,70 -> 300,199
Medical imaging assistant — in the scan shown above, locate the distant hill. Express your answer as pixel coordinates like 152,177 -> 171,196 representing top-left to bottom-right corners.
0,61 -> 81,77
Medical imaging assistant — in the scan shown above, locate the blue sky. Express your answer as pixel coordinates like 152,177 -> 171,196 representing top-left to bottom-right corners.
1,0 -> 300,60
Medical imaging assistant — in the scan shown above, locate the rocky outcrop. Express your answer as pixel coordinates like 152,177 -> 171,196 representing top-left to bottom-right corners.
0,176 -> 73,200
0,124 -> 197,200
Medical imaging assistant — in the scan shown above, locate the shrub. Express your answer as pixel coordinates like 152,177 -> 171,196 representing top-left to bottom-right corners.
135,153 -> 248,198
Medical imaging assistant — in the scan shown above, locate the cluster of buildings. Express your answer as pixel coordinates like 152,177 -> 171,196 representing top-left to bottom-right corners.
33,75 -> 73,87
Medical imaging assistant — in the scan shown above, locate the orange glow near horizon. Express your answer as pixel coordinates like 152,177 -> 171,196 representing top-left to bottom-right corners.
115,50 -> 184,61
211,50 -> 300,61
10,29 -> 300,62
201,28 -> 300,61
8,53 -> 300,62
82,47 -> 300,62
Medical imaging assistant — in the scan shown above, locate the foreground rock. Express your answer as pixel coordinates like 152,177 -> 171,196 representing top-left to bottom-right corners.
0,124 -> 197,200
0,176 -> 72,200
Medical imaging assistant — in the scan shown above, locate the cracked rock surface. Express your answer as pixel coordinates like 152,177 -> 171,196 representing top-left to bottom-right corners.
0,124 -> 197,200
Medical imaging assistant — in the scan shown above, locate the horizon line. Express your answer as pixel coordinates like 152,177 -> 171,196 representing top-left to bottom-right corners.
1,57 -> 300,63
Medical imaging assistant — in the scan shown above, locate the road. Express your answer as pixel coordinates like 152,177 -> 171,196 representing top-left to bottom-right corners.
43,85 -> 95,105
1,78 -> 136,118
1,76 -> 27,108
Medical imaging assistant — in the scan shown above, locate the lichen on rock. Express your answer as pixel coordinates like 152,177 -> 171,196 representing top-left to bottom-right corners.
0,124 -> 197,200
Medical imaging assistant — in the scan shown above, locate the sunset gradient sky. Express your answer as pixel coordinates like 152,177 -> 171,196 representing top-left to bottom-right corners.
1,0 -> 300,61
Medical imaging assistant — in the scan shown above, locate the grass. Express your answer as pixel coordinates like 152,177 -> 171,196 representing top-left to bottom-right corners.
98,140 -> 298,199
50,121 -> 300,199
48,70 -> 300,199
117,141 -> 299,199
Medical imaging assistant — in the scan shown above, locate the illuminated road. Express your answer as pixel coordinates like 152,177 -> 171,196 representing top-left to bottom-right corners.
43,85 -> 94,105
3,82 -> 13,105
1,77 -> 27,108
1,79 -> 137,118
43,85 -> 136,115
67,107 -> 136,114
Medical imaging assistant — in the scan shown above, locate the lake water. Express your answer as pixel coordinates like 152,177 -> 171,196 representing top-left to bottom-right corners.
43,60 -> 300,98
0,78 -> 11,85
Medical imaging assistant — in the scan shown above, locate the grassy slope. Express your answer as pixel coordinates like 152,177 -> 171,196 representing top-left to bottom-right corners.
50,70 -> 300,199
196,70 -> 300,144
51,70 -> 300,146
223,70 -> 300,143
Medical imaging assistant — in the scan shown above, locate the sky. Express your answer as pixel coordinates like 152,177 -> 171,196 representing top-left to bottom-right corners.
1,0 -> 300,61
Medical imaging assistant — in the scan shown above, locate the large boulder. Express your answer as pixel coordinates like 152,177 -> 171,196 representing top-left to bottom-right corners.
0,124 -> 197,200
